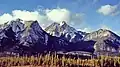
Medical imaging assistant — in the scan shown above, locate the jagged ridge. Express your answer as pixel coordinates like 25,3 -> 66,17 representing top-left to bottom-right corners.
0,19 -> 120,56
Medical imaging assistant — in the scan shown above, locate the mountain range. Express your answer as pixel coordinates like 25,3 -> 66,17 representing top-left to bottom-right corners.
0,18 -> 120,56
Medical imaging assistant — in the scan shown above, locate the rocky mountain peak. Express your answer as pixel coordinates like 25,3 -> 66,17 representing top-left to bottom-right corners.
60,21 -> 67,26
0,19 -> 120,56
16,18 -> 23,22
24,20 -> 42,30
84,29 -> 113,41
83,29 -> 120,55
96,29 -> 111,37
45,21 -> 77,35
8,19 -> 24,33
44,21 -> 84,42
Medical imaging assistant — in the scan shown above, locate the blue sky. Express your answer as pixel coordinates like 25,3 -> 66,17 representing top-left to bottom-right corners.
0,0 -> 120,35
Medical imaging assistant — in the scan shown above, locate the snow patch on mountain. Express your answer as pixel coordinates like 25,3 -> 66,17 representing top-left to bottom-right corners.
45,21 -> 85,42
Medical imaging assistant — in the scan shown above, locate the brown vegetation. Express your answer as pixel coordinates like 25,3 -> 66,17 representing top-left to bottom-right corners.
0,54 -> 120,67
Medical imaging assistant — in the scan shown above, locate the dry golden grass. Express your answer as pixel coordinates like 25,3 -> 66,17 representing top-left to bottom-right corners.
0,54 -> 120,67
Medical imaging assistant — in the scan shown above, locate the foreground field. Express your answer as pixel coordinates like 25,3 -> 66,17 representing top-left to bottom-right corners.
0,54 -> 120,67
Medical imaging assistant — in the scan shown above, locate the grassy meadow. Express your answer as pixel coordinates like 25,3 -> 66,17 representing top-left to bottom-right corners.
0,53 -> 120,67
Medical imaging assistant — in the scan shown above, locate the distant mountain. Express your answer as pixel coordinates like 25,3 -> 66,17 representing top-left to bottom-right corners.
45,21 -> 86,43
84,29 -> 120,56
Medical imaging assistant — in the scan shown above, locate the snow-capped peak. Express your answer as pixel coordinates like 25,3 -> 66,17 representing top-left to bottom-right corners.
16,18 -> 23,22
45,21 -> 84,42
60,21 -> 67,26
45,21 -> 77,36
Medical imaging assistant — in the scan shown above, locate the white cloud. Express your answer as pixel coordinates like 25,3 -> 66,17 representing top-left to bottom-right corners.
12,10 -> 41,21
0,8 -> 83,29
71,13 -> 84,25
0,13 -> 13,24
0,10 -> 51,28
0,10 -> 47,23
46,8 -> 71,23
97,4 -> 119,16
78,27 -> 93,33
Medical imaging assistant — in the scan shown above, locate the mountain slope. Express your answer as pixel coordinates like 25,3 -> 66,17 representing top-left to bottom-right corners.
0,19 -> 50,55
1,19 -> 120,56
0,19 -> 96,56
84,29 -> 120,55
45,21 -> 85,42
